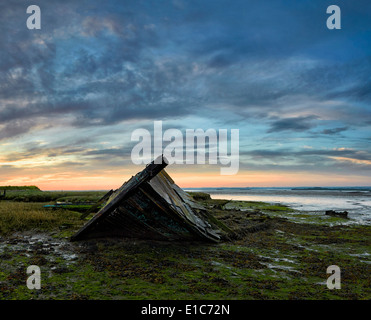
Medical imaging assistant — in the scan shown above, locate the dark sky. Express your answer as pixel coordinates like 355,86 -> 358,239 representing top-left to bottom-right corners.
0,0 -> 370,189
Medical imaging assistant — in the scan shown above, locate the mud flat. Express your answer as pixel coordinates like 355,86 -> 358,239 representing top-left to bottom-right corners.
0,194 -> 370,300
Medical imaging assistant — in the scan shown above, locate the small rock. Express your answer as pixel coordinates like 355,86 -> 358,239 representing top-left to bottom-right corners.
325,210 -> 348,218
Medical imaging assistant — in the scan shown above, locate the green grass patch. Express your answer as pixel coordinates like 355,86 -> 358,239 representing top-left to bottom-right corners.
223,200 -> 295,212
2,190 -> 107,203
0,186 -> 40,191
0,202 -> 83,236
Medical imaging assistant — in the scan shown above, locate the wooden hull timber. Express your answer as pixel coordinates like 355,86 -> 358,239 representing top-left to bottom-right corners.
71,156 -> 222,242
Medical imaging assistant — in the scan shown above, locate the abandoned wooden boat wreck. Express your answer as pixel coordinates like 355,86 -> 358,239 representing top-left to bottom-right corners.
71,156 -> 223,242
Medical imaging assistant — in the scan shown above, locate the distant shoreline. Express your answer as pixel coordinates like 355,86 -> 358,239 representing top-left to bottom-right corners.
185,186 -> 371,191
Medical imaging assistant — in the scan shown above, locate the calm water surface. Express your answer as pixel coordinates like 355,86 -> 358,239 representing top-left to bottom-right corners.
185,187 -> 371,225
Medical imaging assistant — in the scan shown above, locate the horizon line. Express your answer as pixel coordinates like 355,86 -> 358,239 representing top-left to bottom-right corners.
39,185 -> 371,192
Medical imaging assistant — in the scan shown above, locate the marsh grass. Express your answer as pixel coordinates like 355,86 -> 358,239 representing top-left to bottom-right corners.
0,195 -> 370,300
2,190 -> 107,203
0,202 -> 82,236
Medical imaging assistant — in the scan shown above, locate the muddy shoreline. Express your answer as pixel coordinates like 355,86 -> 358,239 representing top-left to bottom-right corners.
0,197 -> 370,300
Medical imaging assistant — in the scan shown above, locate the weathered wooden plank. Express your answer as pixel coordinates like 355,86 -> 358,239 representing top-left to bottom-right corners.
70,155 -> 222,242
71,155 -> 168,241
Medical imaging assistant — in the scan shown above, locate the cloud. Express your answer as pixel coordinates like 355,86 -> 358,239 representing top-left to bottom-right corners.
1,1 -> 370,138
244,147 -> 370,160
84,147 -> 132,158
320,127 -> 348,135
267,115 -> 319,133
0,0 -> 370,185
0,119 -> 42,140
239,147 -> 371,174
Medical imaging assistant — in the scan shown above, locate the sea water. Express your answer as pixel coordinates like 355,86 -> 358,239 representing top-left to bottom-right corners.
185,187 -> 371,225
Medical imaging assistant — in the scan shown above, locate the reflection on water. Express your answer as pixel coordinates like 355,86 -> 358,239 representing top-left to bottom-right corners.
185,188 -> 371,225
